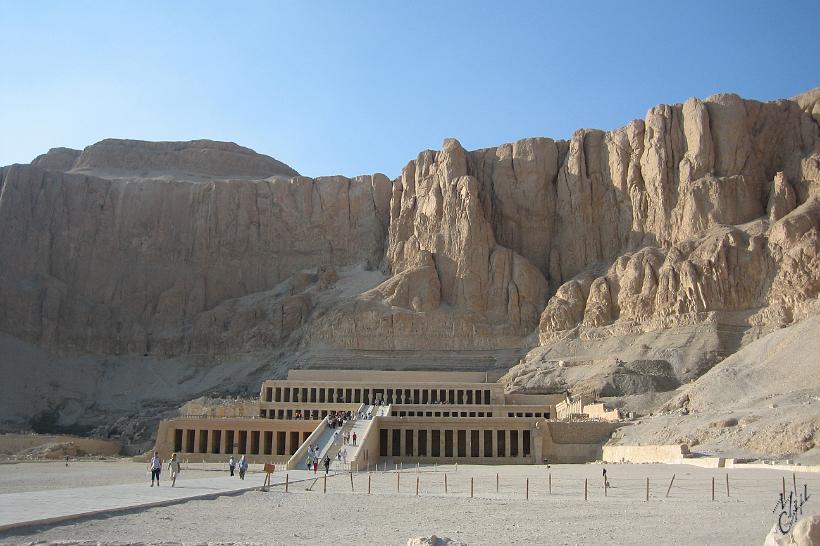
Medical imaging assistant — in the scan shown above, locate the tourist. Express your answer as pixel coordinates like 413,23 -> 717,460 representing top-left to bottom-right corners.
352,432 -> 357,446
313,455 -> 319,474
603,467 -> 609,487
238,455 -> 248,480
341,447 -> 347,465
228,455 -> 236,476
168,453 -> 181,487
323,455 -> 330,474
149,451 -> 162,487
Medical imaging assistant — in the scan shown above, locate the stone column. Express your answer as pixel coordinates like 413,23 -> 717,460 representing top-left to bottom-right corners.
466,429 -> 472,458
492,430 -> 499,458
478,429 -> 485,459
518,430 -> 524,459
386,428 -> 393,459
399,428 -> 405,458
193,430 -> 201,454
505,430 -> 511,458
439,429 -> 446,460
219,428 -> 228,454
284,430 -> 291,455
412,429 -> 419,457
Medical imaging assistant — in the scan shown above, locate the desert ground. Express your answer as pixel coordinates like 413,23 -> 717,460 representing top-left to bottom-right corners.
1,462 -> 818,545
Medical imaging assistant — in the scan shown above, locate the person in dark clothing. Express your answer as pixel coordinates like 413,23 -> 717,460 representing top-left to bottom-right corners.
323,455 -> 331,474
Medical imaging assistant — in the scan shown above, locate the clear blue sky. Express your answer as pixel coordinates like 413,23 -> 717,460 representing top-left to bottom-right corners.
1,1 -> 818,178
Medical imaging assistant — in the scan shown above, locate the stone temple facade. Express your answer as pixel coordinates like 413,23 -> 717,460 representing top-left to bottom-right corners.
154,370 -> 620,467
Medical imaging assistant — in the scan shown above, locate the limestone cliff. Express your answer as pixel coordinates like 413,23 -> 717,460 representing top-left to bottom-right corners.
0,140 -> 391,358
1,90 -> 818,456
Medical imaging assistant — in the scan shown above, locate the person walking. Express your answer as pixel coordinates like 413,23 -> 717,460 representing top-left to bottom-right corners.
312,454 -> 319,474
228,455 -> 236,476
323,455 -> 330,475
238,455 -> 248,480
168,453 -> 181,487
149,451 -> 162,487
352,432 -> 357,446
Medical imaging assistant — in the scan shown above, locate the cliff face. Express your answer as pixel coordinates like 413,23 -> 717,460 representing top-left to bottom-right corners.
0,140 -> 391,357
1,90 -> 818,452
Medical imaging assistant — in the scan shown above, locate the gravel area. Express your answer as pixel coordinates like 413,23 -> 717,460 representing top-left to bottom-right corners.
1,463 -> 818,545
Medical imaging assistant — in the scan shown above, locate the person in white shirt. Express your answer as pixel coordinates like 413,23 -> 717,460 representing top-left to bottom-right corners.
167,453 -> 181,487
149,452 -> 162,486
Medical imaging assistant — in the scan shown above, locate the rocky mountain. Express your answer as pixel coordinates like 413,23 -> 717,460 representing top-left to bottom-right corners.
1,89 -> 818,458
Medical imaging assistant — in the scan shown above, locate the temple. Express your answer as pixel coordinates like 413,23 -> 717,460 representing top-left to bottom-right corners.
153,370 -> 621,467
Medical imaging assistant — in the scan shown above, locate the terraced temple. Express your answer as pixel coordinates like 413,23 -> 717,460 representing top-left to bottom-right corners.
154,370 -> 620,467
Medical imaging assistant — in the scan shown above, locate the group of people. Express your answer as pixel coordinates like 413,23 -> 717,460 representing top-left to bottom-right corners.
228,455 -> 249,479
148,451 -> 181,487
327,410 -> 354,429
305,444 -> 331,474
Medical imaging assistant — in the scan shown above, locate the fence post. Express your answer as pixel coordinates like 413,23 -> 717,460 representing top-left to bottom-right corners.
350,472 -> 354,492
417,462 -> 420,474
584,478 -> 588,501
666,474 -> 675,497
782,476 -> 786,498
526,478 -> 529,500
285,473 -> 289,493
323,474 -> 327,494
793,473 -> 798,496
549,473 -> 552,495
496,473 -> 499,494
726,474 -> 729,497
445,473 -> 448,494
471,477 -> 474,498
397,472 -> 400,493
368,473 -> 371,495
604,476 -> 608,497
416,476 -> 420,496
711,477 -> 715,501
646,477 -> 649,502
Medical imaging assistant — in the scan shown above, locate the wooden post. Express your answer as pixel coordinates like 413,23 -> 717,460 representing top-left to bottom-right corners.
726,474 -> 729,497
323,474 -> 327,494
350,472 -> 354,492
604,476 -> 608,497
397,472 -> 400,492
445,473 -> 448,494
416,476 -> 419,496
783,476 -> 786,498
471,477 -> 474,498
666,474 -> 675,498
584,478 -> 588,501
646,477 -> 649,502
793,473 -> 798,496
549,473 -> 552,495
285,473 -> 289,493
496,473 -> 499,493
368,473 -> 371,495
526,478 -> 529,500
711,477 -> 715,501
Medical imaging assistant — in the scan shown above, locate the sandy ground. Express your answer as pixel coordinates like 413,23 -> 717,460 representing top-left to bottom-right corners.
1,462 -> 819,545
0,461 -> 226,494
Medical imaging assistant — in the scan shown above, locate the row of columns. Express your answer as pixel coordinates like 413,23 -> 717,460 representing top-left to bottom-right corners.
383,428 -> 530,460
174,428 -> 303,457
267,385 -> 493,405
